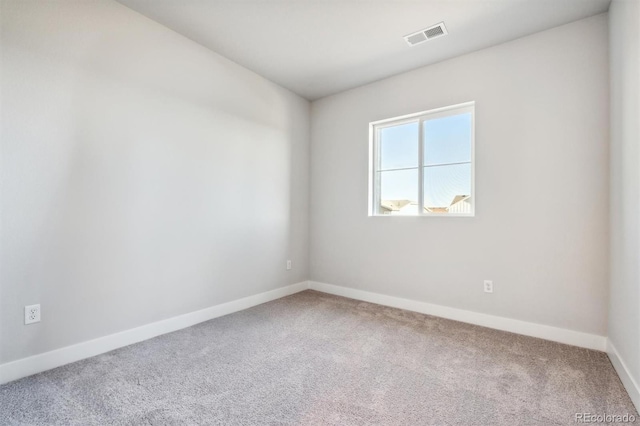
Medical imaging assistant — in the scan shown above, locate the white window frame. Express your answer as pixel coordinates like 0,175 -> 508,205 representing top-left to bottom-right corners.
368,101 -> 475,217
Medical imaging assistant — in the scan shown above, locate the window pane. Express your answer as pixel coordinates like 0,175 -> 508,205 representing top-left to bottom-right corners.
424,113 -> 472,166
379,168 -> 419,215
380,122 -> 419,170
423,163 -> 472,214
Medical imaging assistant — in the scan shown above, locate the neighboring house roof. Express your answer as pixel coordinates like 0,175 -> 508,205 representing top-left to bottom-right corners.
449,195 -> 470,207
380,199 -> 412,212
380,195 -> 470,214
425,206 -> 448,213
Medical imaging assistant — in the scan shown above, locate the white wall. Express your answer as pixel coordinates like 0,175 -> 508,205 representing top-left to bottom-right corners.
0,0 -> 309,364
310,15 -> 610,336
608,0 -> 640,407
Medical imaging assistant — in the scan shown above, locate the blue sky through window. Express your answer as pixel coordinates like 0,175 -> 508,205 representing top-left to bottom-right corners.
380,122 -> 418,170
378,112 -> 471,209
424,113 -> 472,166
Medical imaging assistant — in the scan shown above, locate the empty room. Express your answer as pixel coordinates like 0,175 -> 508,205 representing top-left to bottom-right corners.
1,0 -> 639,424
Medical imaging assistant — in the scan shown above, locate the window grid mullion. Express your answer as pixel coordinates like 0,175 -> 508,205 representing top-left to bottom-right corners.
374,127 -> 381,215
377,166 -> 420,173
424,161 -> 472,168
418,118 -> 425,216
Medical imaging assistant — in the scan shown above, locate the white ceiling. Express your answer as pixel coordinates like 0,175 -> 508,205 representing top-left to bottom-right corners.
117,0 -> 611,100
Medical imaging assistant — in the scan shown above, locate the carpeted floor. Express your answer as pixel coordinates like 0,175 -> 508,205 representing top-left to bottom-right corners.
1,290 -> 637,425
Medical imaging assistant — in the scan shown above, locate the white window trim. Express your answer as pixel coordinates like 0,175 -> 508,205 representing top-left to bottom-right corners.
368,101 -> 476,217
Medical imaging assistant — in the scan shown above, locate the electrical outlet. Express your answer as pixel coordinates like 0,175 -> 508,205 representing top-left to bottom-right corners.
484,280 -> 493,293
286,260 -> 292,270
25,304 -> 41,325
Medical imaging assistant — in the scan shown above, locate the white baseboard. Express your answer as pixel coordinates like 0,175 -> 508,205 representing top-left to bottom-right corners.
309,281 -> 607,352
0,280 -> 612,386
607,340 -> 640,411
0,281 -> 309,385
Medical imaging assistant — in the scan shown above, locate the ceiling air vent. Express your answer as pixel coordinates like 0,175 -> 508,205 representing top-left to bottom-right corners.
404,22 -> 448,47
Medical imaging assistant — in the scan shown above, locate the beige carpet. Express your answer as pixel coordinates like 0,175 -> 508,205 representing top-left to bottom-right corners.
1,290 -> 637,425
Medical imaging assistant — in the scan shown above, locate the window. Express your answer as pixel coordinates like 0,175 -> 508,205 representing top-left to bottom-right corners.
369,102 -> 475,216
